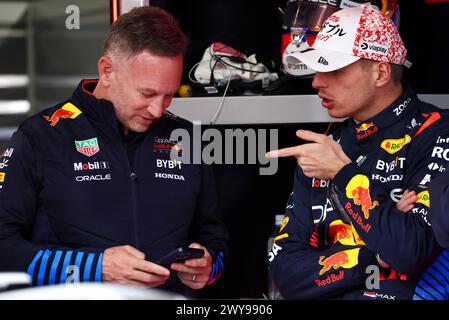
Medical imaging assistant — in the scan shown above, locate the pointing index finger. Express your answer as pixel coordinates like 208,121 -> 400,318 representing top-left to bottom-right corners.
297,130 -> 328,144
265,145 -> 305,158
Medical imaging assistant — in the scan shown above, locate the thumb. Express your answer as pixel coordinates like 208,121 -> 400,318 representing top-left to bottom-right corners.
189,242 -> 202,249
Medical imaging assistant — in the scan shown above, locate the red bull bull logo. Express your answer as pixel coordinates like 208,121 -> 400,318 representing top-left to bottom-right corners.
356,122 -> 379,140
356,122 -> 375,133
328,220 -> 365,246
43,103 -> 82,127
329,223 -> 351,242
345,174 -> 379,219
318,248 -> 360,275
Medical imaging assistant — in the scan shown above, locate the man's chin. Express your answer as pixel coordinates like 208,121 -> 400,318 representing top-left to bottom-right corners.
123,123 -> 149,134
133,119 -> 156,132
133,125 -> 151,133
327,110 -> 346,119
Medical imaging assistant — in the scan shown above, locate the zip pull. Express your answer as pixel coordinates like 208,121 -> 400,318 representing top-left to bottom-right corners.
130,172 -> 137,181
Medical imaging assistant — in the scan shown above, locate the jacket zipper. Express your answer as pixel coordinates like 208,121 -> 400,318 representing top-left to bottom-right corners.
121,140 -> 140,249
129,170 -> 140,248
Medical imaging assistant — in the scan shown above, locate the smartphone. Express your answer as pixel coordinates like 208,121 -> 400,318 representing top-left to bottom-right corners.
156,247 -> 204,268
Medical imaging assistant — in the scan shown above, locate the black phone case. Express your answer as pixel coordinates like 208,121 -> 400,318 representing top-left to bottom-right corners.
156,247 -> 204,267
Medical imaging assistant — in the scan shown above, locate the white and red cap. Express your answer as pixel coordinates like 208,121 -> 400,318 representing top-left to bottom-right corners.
288,6 -> 407,72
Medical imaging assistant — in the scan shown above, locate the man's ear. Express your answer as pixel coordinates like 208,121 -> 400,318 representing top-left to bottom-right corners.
98,56 -> 114,87
375,61 -> 391,87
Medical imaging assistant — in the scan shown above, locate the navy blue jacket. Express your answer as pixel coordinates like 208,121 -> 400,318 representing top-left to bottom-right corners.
430,167 -> 449,248
0,80 -> 227,293
412,159 -> 449,300
269,87 -> 449,300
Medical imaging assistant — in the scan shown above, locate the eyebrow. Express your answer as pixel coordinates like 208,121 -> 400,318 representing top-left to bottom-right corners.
138,88 -> 177,96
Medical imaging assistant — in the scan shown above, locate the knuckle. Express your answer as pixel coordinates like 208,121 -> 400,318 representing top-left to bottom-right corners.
123,270 -> 135,279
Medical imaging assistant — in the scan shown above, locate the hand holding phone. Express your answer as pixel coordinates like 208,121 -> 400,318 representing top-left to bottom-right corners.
156,247 -> 204,268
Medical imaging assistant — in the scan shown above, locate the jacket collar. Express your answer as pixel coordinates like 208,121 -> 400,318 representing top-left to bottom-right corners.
348,86 -> 418,144
70,79 -> 117,124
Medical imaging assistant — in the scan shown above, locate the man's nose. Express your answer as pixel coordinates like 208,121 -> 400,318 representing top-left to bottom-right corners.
147,96 -> 166,119
312,72 -> 326,90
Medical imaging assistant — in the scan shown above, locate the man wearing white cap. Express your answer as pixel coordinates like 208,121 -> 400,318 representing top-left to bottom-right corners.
267,6 -> 449,299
